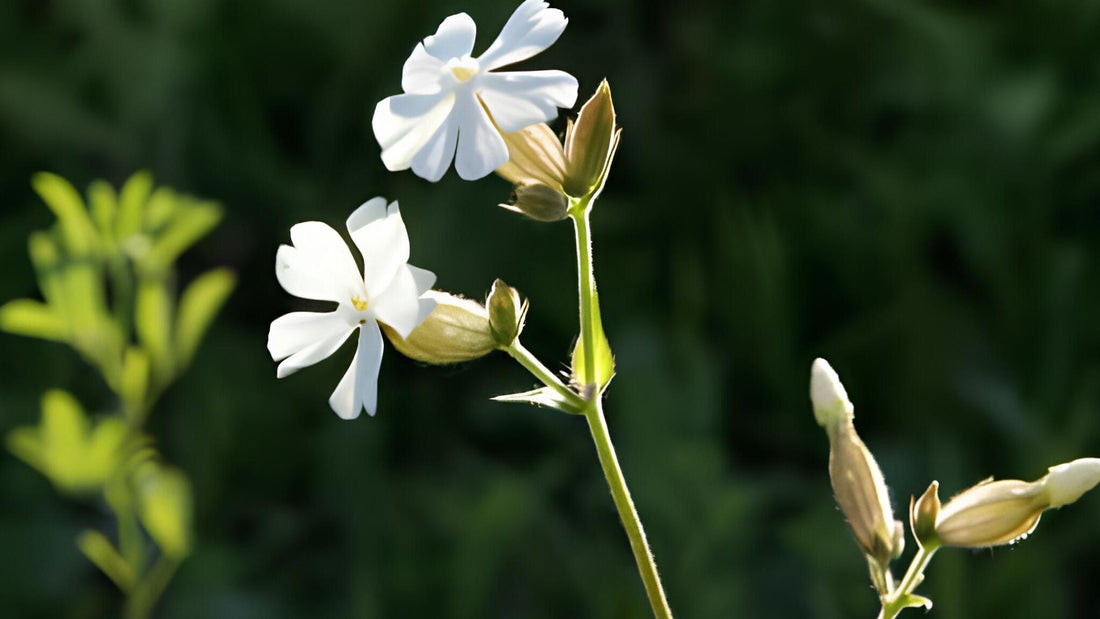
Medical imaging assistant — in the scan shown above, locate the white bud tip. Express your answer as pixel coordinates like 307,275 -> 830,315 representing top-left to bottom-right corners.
810,358 -> 854,428
1045,458 -> 1100,508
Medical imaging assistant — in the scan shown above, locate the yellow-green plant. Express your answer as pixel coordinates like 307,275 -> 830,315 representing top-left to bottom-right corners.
1,172 -> 234,619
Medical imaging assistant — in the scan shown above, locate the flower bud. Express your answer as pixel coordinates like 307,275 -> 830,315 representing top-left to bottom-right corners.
933,457 -> 1100,548
487,279 -> 527,348
910,481 -> 942,550
497,123 -> 567,189
499,183 -> 569,222
563,80 -> 619,198
810,358 -> 854,431
382,291 -> 495,364
829,420 -> 901,565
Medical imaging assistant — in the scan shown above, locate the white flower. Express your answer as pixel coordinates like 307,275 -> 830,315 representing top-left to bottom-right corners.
268,198 -> 436,419
373,0 -> 579,182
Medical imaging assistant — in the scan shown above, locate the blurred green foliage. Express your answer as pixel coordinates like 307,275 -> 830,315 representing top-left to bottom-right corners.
1,0 -> 1099,617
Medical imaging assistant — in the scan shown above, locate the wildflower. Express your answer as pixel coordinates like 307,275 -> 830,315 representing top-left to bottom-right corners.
374,0 -> 579,181
268,198 -> 436,419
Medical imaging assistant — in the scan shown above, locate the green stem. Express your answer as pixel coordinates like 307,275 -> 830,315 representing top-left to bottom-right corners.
880,544 -> 938,619
584,399 -> 673,619
505,341 -> 585,410
124,556 -> 178,619
570,200 -> 597,390
568,193 -> 672,618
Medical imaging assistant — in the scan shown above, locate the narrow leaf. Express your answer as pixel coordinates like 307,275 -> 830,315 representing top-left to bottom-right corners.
492,386 -> 581,414
119,347 -> 150,421
146,200 -> 221,270
77,530 -> 135,591
135,462 -> 193,560
32,172 -> 99,258
0,299 -> 68,341
135,277 -> 174,384
116,171 -> 153,241
175,268 -> 235,369
87,180 -> 118,245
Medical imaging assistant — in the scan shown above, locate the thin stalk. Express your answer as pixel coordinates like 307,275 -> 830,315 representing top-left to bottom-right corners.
569,201 -> 596,388
124,556 -> 178,619
880,544 -> 938,619
505,341 -> 585,410
584,399 -> 673,619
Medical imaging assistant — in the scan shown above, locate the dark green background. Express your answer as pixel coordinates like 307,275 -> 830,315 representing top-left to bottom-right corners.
2,0 -> 1100,617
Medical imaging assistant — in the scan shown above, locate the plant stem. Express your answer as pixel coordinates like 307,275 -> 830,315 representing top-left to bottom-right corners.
570,201 -> 597,389
584,399 -> 673,619
568,194 -> 673,618
505,341 -> 585,410
124,556 -> 178,619
879,544 -> 938,619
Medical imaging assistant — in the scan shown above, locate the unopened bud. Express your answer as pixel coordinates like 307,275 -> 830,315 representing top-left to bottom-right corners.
829,420 -> 900,565
933,457 -> 1100,548
497,123 -> 567,189
810,358 -> 855,431
500,183 -> 569,222
564,80 -> 619,198
487,279 -> 527,348
910,481 -> 942,550
382,291 -> 494,364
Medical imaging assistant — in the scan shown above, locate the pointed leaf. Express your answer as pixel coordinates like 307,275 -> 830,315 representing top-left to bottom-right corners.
32,172 -> 99,258
87,180 -> 118,246
116,171 -> 153,241
0,299 -> 68,341
135,278 -> 174,383
175,268 -> 235,369
135,462 -> 193,560
571,291 -> 614,390
119,347 -> 150,421
77,530 -> 135,591
492,386 -> 581,414
145,200 -> 221,271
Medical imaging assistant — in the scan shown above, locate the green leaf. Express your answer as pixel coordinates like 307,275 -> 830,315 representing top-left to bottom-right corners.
135,278 -> 174,383
116,171 -> 153,241
87,180 -> 118,245
571,291 -> 615,391
491,386 -> 582,414
146,200 -> 222,271
32,172 -> 99,258
144,186 -> 178,231
77,530 -> 135,591
895,593 -> 933,612
119,347 -> 150,422
0,299 -> 68,342
135,462 -> 192,560
28,231 -> 64,307
175,268 -> 235,369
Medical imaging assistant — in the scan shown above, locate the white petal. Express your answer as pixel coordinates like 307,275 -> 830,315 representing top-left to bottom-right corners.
423,13 -> 477,61
411,113 -> 459,182
268,310 -> 355,361
328,322 -> 384,419
476,0 -> 568,71
407,264 -> 437,295
478,70 -> 578,132
452,94 -> 509,180
371,265 -> 429,339
401,43 -> 446,95
373,92 -> 456,173
347,199 -> 409,294
275,316 -> 358,379
276,222 -> 363,303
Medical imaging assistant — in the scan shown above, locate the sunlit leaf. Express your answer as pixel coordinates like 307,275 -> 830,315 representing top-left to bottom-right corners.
87,180 -> 118,246
0,299 -> 68,342
146,200 -> 221,271
571,290 -> 614,391
32,172 -> 99,258
135,461 -> 192,560
28,231 -> 64,307
136,277 -> 174,383
77,530 -> 134,591
119,347 -> 150,423
116,171 -> 153,241
492,386 -> 581,414
175,268 -> 235,369
144,187 -> 177,231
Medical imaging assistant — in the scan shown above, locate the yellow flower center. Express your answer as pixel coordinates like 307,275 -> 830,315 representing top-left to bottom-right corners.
351,294 -> 368,312
447,57 -> 479,83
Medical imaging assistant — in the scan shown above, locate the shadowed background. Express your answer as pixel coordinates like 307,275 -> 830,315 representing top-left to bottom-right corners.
2,0 -> 1100,617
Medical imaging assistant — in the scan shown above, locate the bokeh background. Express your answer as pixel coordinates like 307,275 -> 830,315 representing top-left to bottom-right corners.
2,0 -> 1100,617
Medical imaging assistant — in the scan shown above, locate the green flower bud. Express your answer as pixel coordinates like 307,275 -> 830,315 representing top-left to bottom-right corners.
497,123 -> 567,189
910,481 -> 942,550
563,80 -> 619,198
499,183 -> 569,222
382,291 -> 495,364
487,279 -> 527,348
